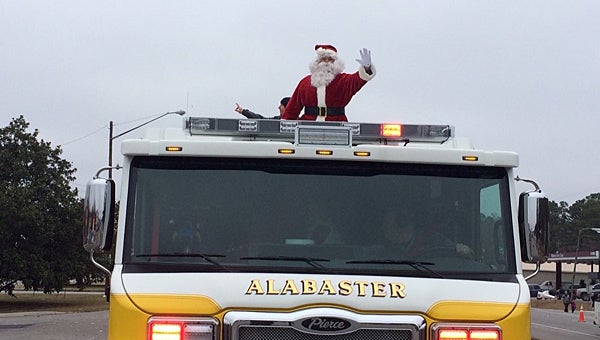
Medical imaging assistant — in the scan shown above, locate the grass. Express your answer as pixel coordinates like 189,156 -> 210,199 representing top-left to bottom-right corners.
0,291 -> 109,313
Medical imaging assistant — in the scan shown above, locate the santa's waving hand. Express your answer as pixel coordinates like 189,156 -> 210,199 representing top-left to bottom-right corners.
281,44 -> 376,122
356,48 -> 372,69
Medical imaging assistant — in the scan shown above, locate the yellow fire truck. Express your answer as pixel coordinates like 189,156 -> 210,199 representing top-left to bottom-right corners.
83,117 -> 549,339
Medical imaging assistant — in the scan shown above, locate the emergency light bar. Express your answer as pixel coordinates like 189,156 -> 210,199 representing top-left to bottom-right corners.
186,117 -> 452,146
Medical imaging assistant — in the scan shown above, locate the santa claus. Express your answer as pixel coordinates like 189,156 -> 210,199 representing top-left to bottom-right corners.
281,44 -> 376,122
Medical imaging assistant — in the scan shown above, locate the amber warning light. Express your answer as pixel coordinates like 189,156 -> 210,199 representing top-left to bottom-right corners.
380,124 -> 402,137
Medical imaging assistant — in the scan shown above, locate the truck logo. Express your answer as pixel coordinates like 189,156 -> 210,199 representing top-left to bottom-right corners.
245,279 -> 406,298
293,317 -> 357,334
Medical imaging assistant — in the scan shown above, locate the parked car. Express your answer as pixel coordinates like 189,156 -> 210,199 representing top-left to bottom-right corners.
528,284 -> 542,298
576,283 -> 600,301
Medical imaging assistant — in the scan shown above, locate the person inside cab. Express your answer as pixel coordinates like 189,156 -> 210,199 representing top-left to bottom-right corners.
380,209 -> 473,260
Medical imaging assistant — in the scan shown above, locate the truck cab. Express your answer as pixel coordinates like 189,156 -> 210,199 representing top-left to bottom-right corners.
83,117 -> 549,339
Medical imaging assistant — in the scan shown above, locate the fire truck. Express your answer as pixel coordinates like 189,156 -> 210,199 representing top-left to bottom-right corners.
83,117 -> 549,339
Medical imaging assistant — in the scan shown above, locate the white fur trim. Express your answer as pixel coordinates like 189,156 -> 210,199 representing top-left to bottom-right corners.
316,48 -> 337,57
316,86 -> 326,107
358,64 -> 376,81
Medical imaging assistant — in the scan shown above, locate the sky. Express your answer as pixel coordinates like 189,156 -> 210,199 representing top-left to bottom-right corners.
1,0 -> 599,204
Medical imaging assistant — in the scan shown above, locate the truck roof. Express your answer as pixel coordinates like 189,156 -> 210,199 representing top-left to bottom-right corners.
120,117 -> 519,168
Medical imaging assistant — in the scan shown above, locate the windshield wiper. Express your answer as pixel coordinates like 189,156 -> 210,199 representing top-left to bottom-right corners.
346,259 -> 445,278
240,256 -> 330,270
136,253 -> 229,271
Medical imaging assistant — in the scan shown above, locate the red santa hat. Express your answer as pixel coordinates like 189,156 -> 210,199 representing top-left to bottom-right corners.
315,44 -> 338,57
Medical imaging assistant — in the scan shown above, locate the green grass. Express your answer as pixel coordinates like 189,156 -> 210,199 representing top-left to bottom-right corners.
0,291 -> 109,313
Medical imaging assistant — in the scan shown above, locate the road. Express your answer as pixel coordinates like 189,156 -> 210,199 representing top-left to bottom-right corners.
2,307 -> 600,339
0,310 -> 108,340
531,307 -> 600,339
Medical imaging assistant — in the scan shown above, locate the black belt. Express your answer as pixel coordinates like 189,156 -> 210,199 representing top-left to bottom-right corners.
304,106 -> 345,117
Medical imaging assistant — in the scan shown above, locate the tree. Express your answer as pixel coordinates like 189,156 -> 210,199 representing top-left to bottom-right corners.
548,200 -> 571,252
0,116 -> 94,294
547,194 -> 600,254
568,193 -> 600,252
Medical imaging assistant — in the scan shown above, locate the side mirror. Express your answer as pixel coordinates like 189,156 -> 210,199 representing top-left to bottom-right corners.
518,190 -> 549,263
83,178 -> 115,253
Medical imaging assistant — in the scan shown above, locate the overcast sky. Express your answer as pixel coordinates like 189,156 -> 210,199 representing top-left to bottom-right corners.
1,1 -> 599,204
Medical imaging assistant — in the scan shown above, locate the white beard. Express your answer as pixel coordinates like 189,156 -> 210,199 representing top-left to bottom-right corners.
310,58 -> 345,88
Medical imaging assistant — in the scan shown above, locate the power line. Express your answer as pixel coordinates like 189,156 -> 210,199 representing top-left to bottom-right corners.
59,124 -> 106,146
58,112 -> 179,147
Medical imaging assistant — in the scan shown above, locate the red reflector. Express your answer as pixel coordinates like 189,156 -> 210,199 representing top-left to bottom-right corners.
150,323 -> 182,340
381,124 -> 402,137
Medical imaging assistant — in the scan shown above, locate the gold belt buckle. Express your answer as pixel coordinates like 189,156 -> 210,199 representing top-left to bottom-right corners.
317,107 -> 327,117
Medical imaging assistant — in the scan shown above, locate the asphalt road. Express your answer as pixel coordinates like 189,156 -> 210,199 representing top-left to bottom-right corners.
531,307 -> 600,340
0,310 -> 108,340
3,307 -> 600,339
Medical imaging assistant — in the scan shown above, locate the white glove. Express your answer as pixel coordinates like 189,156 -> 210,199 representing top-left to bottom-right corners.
355,48 -> 372,68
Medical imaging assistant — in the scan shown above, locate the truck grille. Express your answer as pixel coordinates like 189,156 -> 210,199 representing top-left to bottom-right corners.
224,308 -> 425,340
238,327 -> 412,339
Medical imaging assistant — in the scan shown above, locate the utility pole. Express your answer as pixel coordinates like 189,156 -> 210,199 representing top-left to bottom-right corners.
109,121 -> 114,179
107,110 -> 185,180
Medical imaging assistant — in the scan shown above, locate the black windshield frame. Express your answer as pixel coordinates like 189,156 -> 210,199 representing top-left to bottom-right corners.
122,156 -> 516,282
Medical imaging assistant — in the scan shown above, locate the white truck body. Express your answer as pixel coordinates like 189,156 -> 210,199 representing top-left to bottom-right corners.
84,118 -> 550,339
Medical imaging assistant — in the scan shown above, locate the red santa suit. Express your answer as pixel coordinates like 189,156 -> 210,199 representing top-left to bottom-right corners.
282,45 -> 376,122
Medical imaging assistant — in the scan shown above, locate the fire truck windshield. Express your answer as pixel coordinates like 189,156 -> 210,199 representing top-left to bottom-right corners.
122,156 -> 516,281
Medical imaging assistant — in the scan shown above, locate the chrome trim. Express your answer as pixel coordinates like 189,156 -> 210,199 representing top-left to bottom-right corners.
224,307 -> 425,339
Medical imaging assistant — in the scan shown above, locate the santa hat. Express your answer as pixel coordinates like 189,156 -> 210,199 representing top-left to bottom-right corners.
315,44 -> 338,57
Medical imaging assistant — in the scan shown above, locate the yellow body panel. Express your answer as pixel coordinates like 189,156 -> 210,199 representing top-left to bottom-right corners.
108,293 -> 530,339
128,293 -> 222,314
428,300 -> 515,320
108,294 -> 150,339
496,303 -> 530,340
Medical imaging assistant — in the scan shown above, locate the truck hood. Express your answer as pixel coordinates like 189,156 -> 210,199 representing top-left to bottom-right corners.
119,272 -> 524,321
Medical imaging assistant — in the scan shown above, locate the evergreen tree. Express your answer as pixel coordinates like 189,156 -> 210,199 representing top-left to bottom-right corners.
568,194 -> 600,252
0,116 -> 95,294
